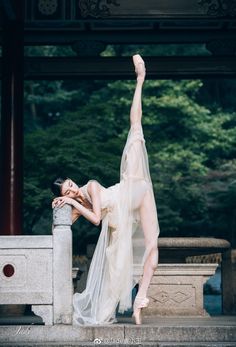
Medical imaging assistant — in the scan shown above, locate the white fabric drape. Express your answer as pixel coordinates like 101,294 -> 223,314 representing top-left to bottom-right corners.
73,123 -> 160,325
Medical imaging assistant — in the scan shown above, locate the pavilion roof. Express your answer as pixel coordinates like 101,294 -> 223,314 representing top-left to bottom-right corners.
0,0 -> 235,46
0,1 -> 236,78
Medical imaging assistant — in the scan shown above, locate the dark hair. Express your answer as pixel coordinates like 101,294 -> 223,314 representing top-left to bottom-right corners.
51,176 -> 67,196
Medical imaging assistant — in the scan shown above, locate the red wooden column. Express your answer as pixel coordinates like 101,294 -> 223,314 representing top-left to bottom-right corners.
0,1 -> 24,235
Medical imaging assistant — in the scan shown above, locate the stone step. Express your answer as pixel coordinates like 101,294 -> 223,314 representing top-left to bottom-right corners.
160,344 -> 236,347
0,317 -> 235,346
0,343 -> 236,347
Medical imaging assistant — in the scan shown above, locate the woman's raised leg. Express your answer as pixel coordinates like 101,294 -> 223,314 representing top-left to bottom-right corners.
130,54 -> 146,127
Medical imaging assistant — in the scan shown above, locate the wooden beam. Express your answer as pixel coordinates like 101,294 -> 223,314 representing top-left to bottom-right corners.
15,28 -> 236,45
5,56 -> 235,79
24,0 -> 236,19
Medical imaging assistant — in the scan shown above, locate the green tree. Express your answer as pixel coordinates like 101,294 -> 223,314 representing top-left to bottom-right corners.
24,76 -> 236,250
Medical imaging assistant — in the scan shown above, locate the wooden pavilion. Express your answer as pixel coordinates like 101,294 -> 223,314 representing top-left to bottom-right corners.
0,0 -> 235,235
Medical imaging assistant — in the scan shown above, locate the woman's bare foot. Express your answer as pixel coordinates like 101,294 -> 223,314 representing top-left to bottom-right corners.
132,54 -> 146,82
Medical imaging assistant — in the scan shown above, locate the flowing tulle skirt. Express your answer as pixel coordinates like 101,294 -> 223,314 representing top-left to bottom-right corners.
73,123 -> 160,325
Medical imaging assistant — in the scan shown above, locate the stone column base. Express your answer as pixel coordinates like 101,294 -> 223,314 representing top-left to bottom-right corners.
134,263 -> 218,316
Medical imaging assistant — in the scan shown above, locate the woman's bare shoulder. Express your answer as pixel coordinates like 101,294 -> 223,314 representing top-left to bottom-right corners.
87,179 -> 105,192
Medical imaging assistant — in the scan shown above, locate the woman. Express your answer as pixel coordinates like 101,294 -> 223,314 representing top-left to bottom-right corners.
52,54 -> 160,325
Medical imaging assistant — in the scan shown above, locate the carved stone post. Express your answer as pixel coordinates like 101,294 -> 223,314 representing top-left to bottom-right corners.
52,204 -> 73,324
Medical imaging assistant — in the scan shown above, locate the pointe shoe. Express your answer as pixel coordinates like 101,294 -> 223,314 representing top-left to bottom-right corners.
132,296 -> 149,325
132,54 -> 146,82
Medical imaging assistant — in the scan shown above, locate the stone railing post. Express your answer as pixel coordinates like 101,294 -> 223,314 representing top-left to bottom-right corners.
222,248 -> 236,314
52,204 -> 73,324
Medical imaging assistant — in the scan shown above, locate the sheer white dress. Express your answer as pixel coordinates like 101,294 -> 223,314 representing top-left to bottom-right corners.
73,122 -> 160,325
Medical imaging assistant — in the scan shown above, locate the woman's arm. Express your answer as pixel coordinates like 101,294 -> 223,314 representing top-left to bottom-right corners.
130,55 -> 146,126
70,198 -> 101,226
71,207 -> 81,224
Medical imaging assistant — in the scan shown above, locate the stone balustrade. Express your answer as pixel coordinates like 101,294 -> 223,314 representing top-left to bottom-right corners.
0,204 -> 73,325
134,263 -> 218,316
158,237 -> 230,262
0,204 -> 233,323
133,237 -> 231,316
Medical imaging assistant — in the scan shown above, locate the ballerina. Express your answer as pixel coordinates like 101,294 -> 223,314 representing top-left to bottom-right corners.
51,54 -> 160,325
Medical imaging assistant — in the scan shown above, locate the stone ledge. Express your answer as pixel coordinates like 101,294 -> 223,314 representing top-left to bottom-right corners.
0,236 -> 52,249
135,263 -> 219,276
159,238 -> 230,250
158,237 -> 230,262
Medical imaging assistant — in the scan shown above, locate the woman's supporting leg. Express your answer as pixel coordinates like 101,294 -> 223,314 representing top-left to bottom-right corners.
137,189 -> 159,297
132,189 -> 159,324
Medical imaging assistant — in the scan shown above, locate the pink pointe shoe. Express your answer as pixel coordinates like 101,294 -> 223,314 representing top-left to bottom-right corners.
132,54 -> 146,82
132,296 -> 150,325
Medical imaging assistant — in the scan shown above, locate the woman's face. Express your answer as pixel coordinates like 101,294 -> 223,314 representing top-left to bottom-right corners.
61,179 -> 80,198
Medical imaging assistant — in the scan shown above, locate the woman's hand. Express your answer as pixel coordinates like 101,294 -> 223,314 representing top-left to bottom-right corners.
52,196 -> 76,208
